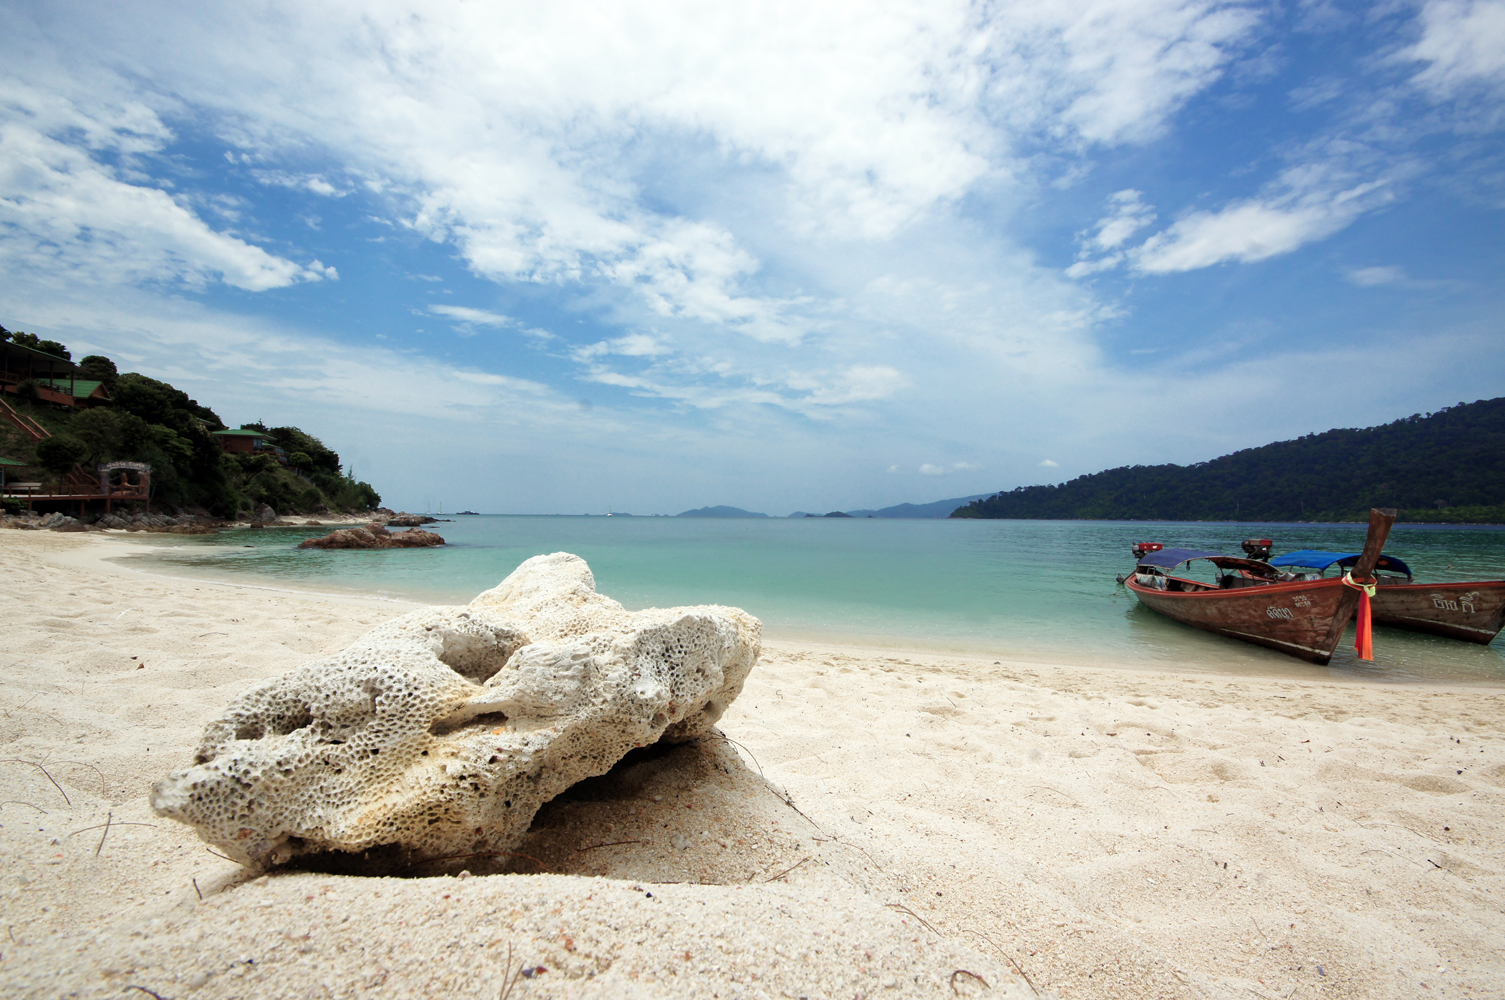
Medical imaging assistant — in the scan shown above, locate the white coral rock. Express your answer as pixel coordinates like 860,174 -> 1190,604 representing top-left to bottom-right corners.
150,553 -> 760,867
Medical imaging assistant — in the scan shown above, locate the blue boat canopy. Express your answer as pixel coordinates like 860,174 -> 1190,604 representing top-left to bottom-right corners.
1268,549 -> 1413,577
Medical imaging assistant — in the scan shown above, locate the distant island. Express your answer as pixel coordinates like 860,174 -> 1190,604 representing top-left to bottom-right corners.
783,494 -> 992,519
678,494 -> 995,519
836,494 -> 992,519
952,397 -> 1505,524
677,505 -> 769,518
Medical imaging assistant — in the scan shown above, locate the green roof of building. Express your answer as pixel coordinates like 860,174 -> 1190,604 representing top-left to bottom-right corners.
0,456 -> 26,467
38,378 -> 107,398
212,429 -> 268,437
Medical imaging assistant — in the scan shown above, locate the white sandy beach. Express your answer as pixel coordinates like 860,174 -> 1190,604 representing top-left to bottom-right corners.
2,529 -> 1502,999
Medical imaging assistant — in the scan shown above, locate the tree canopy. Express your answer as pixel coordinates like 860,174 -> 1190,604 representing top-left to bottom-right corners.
0,331 -> 382,517
2,328 -> 71,359
952,398 -> 1505,524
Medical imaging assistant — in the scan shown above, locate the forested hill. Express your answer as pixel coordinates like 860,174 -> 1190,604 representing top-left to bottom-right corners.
952,397 -> 1505,524
1,324 -> 380,518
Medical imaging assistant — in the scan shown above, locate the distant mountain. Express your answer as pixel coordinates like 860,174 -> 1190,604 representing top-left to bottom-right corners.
953,397 -> 1505,523
788,493 -> 992,519
850,494 -> 994,518
676,505 -> 769,518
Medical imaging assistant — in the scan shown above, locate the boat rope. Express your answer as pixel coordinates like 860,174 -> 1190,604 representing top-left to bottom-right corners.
1340,571 -> 1376,597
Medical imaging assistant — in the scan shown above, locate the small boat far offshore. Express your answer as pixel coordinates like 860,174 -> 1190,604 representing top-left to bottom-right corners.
1268,549 -> 1505,645
1121,508 -> 1397,665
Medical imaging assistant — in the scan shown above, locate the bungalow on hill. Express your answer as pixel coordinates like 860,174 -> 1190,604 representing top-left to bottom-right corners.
0,340 -> 112,408
212,428 -> 289,464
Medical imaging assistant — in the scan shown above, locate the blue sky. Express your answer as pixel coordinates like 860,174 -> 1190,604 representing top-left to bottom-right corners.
2,0 -> 1501,514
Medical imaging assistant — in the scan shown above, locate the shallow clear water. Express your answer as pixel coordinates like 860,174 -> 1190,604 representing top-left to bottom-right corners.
116,516 -> 1505,684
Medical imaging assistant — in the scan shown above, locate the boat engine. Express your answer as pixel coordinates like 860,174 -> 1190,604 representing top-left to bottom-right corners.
1241,538 -> 1273,560
1132,542 -> 1164,560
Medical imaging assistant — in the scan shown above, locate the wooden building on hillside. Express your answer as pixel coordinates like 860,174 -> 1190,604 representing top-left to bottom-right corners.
212,428 -> 289,464
0,341 -> 112,408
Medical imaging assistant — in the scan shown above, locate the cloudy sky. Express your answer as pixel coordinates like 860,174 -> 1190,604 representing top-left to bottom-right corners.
2,0 -> 1501,514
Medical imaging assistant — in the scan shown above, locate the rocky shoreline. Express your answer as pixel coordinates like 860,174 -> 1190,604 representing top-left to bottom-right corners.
0,504 -> 441,535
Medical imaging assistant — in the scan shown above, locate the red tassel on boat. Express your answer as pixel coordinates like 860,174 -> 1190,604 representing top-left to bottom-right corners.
1343,570 -> 1377,661
1355,586 -> 1373,661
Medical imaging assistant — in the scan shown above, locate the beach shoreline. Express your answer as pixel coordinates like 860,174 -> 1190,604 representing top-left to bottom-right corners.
76,526 -> 1505,686
3,529 -> 1503,998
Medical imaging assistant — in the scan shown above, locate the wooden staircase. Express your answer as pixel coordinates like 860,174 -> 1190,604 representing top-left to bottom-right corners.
1,394 -> 98,500
0,395 -> 50,442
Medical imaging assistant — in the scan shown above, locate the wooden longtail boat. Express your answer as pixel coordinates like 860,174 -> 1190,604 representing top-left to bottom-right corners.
1122,509 -> 1396,665
1268,549 -> 1505,645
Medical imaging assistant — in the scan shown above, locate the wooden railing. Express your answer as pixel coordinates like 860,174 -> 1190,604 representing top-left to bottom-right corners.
0,395 -> 49,442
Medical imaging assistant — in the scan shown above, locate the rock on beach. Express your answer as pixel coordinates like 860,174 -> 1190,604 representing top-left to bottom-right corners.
149,552 -> 761,869
297,522 -> 445,549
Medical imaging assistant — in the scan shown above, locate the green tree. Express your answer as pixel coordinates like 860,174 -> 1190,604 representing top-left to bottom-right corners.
108,373 -> 232,512
78,355 -> 119,389
115,410 -> 151,453
6,331 -> 70,359
70,407 -> 123,463
266,426 -> 341,475
35,435 -> 88,477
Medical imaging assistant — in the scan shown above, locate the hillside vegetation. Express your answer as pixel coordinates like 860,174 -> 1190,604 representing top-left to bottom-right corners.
1,327 -> 380,518
953,397 -> 1505,524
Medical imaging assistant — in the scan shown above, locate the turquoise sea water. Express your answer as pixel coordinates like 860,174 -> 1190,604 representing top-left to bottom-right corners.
115,516 -> 1505,684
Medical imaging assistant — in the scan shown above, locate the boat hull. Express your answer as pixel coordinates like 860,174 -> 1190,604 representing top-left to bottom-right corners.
1127,576 -> 1359,665
1372,580 -> 1505,644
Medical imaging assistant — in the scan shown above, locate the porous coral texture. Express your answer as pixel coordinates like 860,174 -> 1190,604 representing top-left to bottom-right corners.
150,553 -> 760,867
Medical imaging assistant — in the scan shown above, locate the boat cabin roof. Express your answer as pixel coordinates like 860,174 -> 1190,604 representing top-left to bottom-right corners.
1268,549 -> 1412,577
1135,547 -> 1279,577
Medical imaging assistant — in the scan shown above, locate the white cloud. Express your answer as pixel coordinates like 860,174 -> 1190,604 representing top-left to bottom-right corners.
1087,190 -> 1158,251
251,170 -> 351,197
2,0 -> 1263,335
573,333 -> 675,361
1068,189 -> 1157,276
1130,163 -> 1397,273
428,305 -> 512,327
0,83 -> 331,291
1343,264 -> 1462,291
918,461 -> 981,476
1039,458 -> 1059,467
0,0 -> 1278,457
1401,0 -> 1505,100
1067,148 -> 1409,278
978,0 -> 1263,148
1347,265 -> 1408,286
